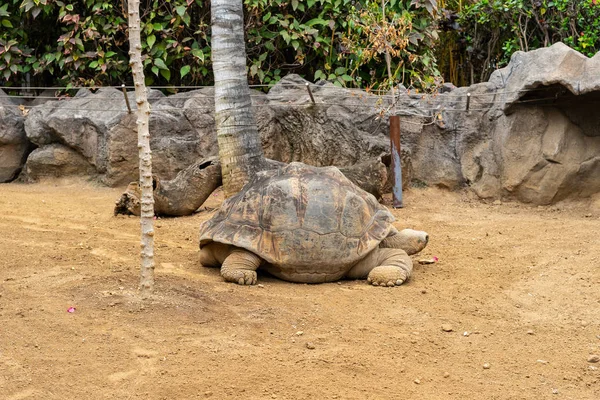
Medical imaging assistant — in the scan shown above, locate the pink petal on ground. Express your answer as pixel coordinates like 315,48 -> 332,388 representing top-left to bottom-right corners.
67,307 -> 76,313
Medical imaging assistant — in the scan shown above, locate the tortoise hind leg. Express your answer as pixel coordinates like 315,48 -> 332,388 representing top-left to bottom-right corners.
346,248 -> 412,287
221,249 -> 263,285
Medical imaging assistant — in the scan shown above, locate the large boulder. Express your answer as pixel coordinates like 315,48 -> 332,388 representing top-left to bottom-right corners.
257,74 -> 390,166
18,44 -> 600,205
394,43 -> 600,204
22,143 -> 96,181
0,90 -> 29,182
24,88 -> 218,186
23,79 -> 404,187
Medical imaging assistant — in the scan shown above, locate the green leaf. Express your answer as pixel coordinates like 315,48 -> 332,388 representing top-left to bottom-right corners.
154,58 -> 168,70
180,65 -> 190,78
250,64 -> 258,77
147,35 -> 156,49
291,40 -> 300,50
175,5 -> 186,16
341,74 -> 353,82
66,4 -> 73,11
191,49 -> 204,62
291,0 -> 298,10
1,19 -> 13,28
105,51 -> 116,58
151,66 -> 159,76
89,60 -> 98,68
306,18 -> 328,27
160,68 -> 171,81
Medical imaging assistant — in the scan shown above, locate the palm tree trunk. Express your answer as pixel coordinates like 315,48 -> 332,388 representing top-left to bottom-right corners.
211,0 -> 266,197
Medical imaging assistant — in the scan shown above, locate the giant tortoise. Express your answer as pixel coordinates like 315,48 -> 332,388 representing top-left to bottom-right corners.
199,163 -> 429,286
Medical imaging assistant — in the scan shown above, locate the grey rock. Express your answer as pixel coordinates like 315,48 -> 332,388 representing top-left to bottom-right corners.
22,143 -> 96,181
0,89 -> 29,182
18,44 -> 600,205
394,43 -> 600,204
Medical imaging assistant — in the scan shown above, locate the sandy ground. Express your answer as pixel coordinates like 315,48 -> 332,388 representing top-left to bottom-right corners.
0,180 -> 599,400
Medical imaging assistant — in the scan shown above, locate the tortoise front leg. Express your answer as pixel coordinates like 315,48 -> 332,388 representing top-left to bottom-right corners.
221,248 -> 263,285
346,248 -> 412,287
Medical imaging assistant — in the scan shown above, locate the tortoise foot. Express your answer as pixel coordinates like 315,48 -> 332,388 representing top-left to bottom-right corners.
367,266 -> 408,287
222,269 -> 257,285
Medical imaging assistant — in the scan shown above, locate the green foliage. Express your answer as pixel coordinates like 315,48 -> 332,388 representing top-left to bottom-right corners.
0,0 -> 211,87
438,0 -> 600,84
0,0 -> 441,91
244,0 -> 441,90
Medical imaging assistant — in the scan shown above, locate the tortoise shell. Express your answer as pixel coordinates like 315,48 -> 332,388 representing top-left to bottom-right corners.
199,163 -> 395,277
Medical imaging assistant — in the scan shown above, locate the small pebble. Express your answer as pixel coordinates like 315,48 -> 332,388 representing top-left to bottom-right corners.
295,331 -> 304,336
537,359 -> 549,364
552,388 -> 559,394
483,363 -> 490,369
463,331 -> 470,337
493,200 -> 502,205
441,324 -> 453,332
443,372 -> 450,378
413,378 -> 421,384
305,342 -> 315,350
421,289 -> 427,294
257,284 -> 265,288
527,330 -> 534,335
587,355 -> 600,363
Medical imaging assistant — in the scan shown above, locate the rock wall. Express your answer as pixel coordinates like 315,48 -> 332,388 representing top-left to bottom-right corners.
0,90 -> 29,182
2,43 -> 599,205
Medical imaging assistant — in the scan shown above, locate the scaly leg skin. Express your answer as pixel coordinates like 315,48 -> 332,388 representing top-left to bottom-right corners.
346,248 -> 413,287
221,248 -> 262,285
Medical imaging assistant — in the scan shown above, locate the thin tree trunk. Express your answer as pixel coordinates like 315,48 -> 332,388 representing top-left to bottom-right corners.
211,0 -> 266,197
127,0 -> 155,295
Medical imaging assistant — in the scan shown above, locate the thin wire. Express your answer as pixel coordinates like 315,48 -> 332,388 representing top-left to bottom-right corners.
1,83 -> 567,99
1,92 -> 565,108
4,93 -> 564,115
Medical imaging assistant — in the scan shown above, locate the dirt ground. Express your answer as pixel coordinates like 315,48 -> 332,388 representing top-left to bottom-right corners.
0,180 -> 599,400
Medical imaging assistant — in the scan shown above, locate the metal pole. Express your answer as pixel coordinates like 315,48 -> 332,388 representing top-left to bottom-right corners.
389,115 -> 403,208
305,82 -> 316,104
466,92 -> 471,111
122,84 -> 132,114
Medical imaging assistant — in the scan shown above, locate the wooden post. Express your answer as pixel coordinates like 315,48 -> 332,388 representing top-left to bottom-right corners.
389,115 -> 403,208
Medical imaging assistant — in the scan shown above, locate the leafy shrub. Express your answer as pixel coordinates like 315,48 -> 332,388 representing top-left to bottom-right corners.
437,0 -> 600,85
0,0 -> 441,91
